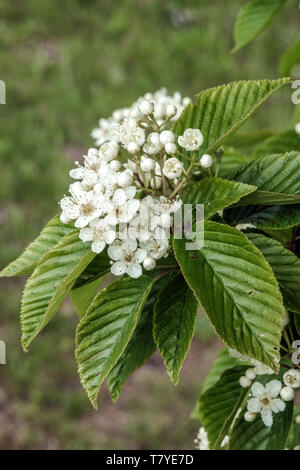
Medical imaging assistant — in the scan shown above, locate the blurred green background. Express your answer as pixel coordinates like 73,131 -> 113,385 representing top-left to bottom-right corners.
0,0 -> 299,449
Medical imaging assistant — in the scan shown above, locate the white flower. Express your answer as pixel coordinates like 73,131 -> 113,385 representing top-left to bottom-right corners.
91,118 -> 115,146
99,141 -> 119,162
108,238 -> 146,278
70,149 -> 102,179
194,427 -> 210,451
79,219 -> 116,254
60,182 -> 105,228
143,133 -> 162,155
247,380 -> 285,427
251,359 -> 274,376
105,188 -> 140,225
200,154 -> 213,168
141,236 -> 169,260
178,128 -> 203,151
162,157 -> 183,180
117,119 -> 145,147
283,369 -> 300,389
280,386 -> 294,402
295,122 -> 300,135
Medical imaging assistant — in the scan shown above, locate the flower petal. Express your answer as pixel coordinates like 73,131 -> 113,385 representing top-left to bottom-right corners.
251,382 -> 265,399
127,263 -> 142,279
79,227 -> 94,242
270,398 -> 286,413
266,380 -> 282,398
247,398 -> 261,413
111,261 -> 126,276
261,407 -> 273,427
91,240 -> 106,254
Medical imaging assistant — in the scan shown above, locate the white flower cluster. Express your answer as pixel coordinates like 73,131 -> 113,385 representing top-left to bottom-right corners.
91,88 -> 191,146
60,88 -> 211,278
295,122 -> 300,136
194,427 -> 228,450
229,349 -> 300,427
194,426 -> 210,450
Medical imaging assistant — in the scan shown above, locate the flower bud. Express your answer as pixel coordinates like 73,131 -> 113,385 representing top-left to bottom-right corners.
140,156 -> 156,172
139,100 -> 154,115
110,160 -> 122,172
280,386 -> 294,402
160,130 -> 175,145
99,141 -> 119,162
117,170 -> 133,188
239,376 -> 251,388
165,142 -> 177,155
166,104 -> 177,118
127,142 -> 140,154
244,411 -> 257,422
200,154 -> 213,168
143,257 -> 156,271
245,368 -> 256,381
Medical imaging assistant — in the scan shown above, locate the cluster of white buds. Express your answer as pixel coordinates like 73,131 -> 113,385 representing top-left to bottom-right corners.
194,427 -> 228,450
60,89 -> 213,278
229,348 -> 300,427
91,88 -> 191,146
194,426 -> 210,450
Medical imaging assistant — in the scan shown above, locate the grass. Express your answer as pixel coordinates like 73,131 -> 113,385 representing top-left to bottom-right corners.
0,0 -> 299,449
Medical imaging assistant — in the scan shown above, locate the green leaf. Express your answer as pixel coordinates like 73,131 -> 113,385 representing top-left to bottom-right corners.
173,221 -> 285,369
286,407 -> 300,450
21,230 -> 95,350
73,251 -> 111,288
182,177 -> 256,219
202,347 -> 242,392
254,130 -> 300,157
173,79 -> 290,157
76,275 -> 153,408
229,400 -> 293,450
107,276 -> 167,402
226,130 -> 274,149
0,215 -> 73,277
280,34 -> 300,77
227,152 -> 300,206
213,147 -> 256,177
247,232 -> 300,313
199,366 -> 247,449
233,0 -> 285,52
226,204 -> 300,230
70,275 -> 107,318
153,272 -> 198,384
295,314 -> 300,336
